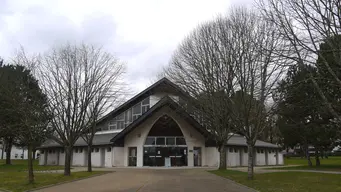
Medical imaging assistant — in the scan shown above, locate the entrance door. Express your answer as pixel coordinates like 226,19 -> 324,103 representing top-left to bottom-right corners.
194,147 -> 202,166
128,147 -> 137,166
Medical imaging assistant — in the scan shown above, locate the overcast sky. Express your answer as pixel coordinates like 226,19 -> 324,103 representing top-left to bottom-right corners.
0,0 -> 253,95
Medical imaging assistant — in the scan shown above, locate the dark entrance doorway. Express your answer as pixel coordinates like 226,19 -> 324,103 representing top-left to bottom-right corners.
143,115 -> 187,166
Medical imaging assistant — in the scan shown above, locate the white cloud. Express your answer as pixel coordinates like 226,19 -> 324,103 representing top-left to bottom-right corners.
0,0 -> 253,93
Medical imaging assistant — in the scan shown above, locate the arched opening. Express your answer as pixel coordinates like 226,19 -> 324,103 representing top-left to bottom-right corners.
143,115 -> 188,166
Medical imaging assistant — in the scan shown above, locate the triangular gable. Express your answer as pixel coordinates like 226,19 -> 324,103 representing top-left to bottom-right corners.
110,96 -> 210,145
96,77 -> 189,125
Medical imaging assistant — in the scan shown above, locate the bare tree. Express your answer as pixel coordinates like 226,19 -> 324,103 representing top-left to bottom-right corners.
164,14 -> 238,170
165,8 -> 287,178
258,0 -> 341,123
39,44 -> 125,176
80,53 -> 125,172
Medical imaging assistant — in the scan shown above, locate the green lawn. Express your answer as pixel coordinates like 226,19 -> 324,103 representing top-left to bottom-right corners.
0,159 -> 107,192
274,156 -> 341,171
210,169 -> 341,192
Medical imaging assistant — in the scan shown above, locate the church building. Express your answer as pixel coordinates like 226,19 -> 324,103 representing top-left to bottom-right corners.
39,78 -> 283,167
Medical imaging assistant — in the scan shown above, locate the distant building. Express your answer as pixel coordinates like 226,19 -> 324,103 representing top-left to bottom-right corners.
39,78 -> 284,167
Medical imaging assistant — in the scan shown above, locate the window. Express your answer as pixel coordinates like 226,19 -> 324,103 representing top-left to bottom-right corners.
109,119 -> 117,130
15,154 -> 18,158
117,121 -> 125,129
41,150 -> 44,154
176,137 -> 186,145
257,149 -> 260,153
156,138 -> 165,145
125,109 -> 132,126
133,103 -> 142,114
91,148 -> 94,153
269,150 -> 271,154
145,137 -> 156,145
79,148 -> 83,153
244,148 -> 248,153
75,148 -> 78,153
166,138 -> 175,145
61,149 -> 64,153
229,148 -> 233,153
234,148 -> 238,153
142,105 -> 150,113
142,97 -> 150,105
49,150 -> 52,154
107,147 -> 112,152
95,148 -> 99,152
261,149 -> 264,154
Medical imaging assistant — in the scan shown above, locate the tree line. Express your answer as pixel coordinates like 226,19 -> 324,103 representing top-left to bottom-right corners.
163,0 -> 341,180
0,45 -> 125,183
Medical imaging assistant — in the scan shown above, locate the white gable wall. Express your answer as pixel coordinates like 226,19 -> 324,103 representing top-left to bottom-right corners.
267,149 -> 277,165
124,106 -> 206,167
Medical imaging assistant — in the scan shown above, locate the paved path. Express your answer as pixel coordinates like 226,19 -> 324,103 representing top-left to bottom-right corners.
34,168 -> 256,192
227,166 -> 341,174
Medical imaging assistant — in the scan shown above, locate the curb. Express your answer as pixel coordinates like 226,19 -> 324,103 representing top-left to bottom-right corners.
24,171 -> 113,192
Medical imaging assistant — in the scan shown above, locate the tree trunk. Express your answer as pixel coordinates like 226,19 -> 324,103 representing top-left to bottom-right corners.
5,138 -> 13,165
32,148 -> 36,160
247,144 -> 254,180
27,145 -> 34,183
1,141 -> 4,159
64,146 -> 72,176
218,145 -> 226,170
87,144 -> 92,172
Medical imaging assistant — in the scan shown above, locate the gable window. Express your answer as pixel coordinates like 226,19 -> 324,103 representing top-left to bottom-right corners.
125,108 -> 132,127
142,98 -> 150,113
132,102 -> 142,120
95,148 -> 100,152
116,113 -> 125,130
109,118 -> 117,130
107,147 -> 112,152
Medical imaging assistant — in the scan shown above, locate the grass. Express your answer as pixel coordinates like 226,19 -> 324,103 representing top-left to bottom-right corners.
272,156 -> 341,172
0,159 -> 107,192
210,169 -> 341,192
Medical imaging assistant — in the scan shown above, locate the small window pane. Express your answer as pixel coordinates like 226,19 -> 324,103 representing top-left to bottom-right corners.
107,147 -> 112,152
234,148 -> 238,153
156,138 -> 165,145
176,137 -> 186,145
117,121 -> 124,129
229,148 -> 233,153
166,138 -> 175,145
95,148 -> 99,152
142,105 -> 150,113
142,97 -> 150,105
145,137 -> 156,145
244,148 -> 248,153
117,113 -> 124,120
133,103 -> 142,114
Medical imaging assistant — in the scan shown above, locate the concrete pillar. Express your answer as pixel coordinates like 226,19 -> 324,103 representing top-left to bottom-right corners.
265,149 -> 268,165
187,146 -> 194,166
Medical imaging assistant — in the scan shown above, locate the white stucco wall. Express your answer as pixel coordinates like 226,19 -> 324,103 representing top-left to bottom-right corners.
58,150 -> 65,165
0,146 -> 39,160
241,149 -> 248,166
104,147 -> 112,167
267,150 -> 277,165
124,106 -> 206,167
39,150 -> 46,165
112,147 -> 124,166
205,147 -> 219,167
46,150 -> 58,165
278,152 -> 284,165
227,147 -> 240,167
91,147 -> 102,167
255,149 -> 266,165
72,148 -> 85,166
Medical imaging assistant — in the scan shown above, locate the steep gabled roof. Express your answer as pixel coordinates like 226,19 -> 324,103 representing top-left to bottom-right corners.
110,96 -> 210,144
96,77 -> 188,125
